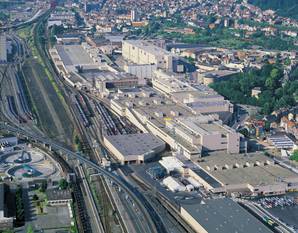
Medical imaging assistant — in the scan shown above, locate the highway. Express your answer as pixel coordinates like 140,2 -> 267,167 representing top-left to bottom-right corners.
0,122 -> 161,233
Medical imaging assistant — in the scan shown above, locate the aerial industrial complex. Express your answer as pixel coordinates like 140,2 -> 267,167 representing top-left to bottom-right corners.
1,1 -> 298,233
46,33 -> 298,233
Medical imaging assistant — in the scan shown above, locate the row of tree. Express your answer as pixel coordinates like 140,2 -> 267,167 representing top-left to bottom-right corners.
15,187 -> 25,226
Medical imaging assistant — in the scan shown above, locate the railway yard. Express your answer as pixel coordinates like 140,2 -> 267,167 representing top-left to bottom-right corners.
0,11 -> 164,233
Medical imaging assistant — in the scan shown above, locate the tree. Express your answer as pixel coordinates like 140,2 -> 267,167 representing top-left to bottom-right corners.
290,150 -> 298,161
15,187 -> 24,225
59,178 -> 69,190
210,64 -> 297,116
262,102 -> 273,115
284,58 -> 291,66
265,68 -> 281,89
39,180 -> 47,193
2,229 -> 14,233
26,224 -> 34,233
33,194 -> 39,201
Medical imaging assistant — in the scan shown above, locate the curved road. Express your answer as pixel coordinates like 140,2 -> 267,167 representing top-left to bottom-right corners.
0,122 -> 164,233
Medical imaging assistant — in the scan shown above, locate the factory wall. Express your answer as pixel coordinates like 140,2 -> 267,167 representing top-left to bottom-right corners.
180,207 -> 208,233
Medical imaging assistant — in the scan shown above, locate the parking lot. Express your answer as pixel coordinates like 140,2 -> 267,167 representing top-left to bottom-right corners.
24,189 -> 72,233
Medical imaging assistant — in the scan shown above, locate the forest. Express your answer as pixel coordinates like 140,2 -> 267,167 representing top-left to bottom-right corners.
248,0 -> 298,20
210,64 -> 298,115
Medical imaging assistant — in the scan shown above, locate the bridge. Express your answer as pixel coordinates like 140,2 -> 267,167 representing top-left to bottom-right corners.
0,122 -> 164,233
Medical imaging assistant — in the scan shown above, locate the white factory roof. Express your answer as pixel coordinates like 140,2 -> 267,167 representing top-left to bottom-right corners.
171,91 -> 223,102
55,45 -> 94,66
81,70 -> 136,82
187,177 -> 202,188
159,156 -> 184,173
153,70 -> 196,93
162,176 -> 185,192
174,116 -> 231,136
124,40 -> 173,57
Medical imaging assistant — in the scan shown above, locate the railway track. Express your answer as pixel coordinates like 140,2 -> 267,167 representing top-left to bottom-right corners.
130,175 -> 197,233
77,165 -> 105,233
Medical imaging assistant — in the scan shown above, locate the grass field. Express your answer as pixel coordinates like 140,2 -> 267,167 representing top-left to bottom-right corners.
18,19 -> 75,145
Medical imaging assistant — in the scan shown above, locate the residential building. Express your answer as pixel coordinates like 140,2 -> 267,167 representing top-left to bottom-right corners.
46,189 -> 72,206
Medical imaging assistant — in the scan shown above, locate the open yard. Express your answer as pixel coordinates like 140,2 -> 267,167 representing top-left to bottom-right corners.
17,19 -> 75,146
22,58 -> 74,144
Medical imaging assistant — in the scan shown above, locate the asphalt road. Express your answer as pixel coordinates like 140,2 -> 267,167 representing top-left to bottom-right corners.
0,123 -> 161,233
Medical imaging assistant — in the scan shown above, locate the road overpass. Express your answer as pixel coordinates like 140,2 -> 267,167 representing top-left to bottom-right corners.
0,8 -> 49,32
0,122 -> 165,233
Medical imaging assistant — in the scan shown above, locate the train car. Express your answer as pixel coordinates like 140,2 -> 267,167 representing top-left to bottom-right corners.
15,73 -> 33,120
7,96 -> 26,123
74,101 -> 90,127
75,95 -> 91,127
81,94 -> 94,117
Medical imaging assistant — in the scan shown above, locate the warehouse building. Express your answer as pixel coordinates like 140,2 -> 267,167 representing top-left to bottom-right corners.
79,69 -> 139,96
162,176 -> 186,192
159,156 -> 184,174
123,63 -> 157,85
195,152 -> 298,196
49,43 -> 103,87
157,152 -> 298,196
46,188 -> 72,206
110,88 -> 245,159
180,198 -> 273,233
152,69 -> 194,95
122,40 -> 174,71
103,133 -> 165,164
166,116 -> 241,154
152,70 -> 234,115
49,44 -> 140,94
197,70 -> 239,85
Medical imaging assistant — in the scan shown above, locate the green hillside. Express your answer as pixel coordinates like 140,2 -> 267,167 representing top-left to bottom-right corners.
248,0 -> 298,20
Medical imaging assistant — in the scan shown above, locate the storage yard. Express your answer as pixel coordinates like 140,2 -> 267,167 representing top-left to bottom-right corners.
0,66 -> 34,124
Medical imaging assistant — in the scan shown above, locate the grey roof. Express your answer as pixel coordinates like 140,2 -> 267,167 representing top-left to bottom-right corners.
192,168 -> 222,188
181,198 -> 273,233
105,133 -> 165,157
46,189 -> 72,201
56,45 -> 94,66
